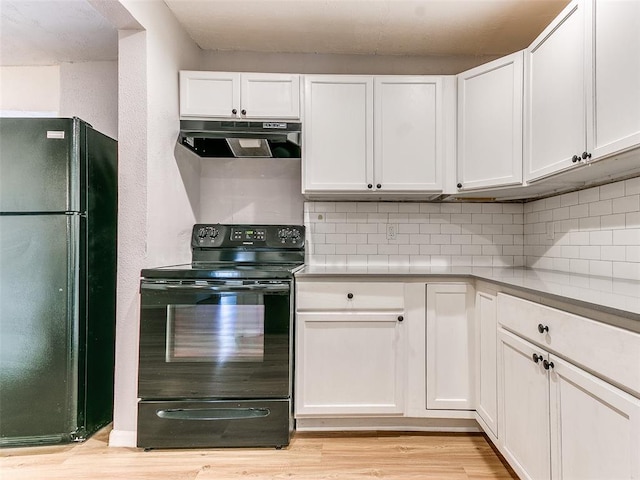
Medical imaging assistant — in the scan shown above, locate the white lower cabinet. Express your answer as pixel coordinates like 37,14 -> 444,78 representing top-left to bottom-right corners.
295,312 -> 404,416
475,289 -> 498,438
426,283 -> 475,410
497,293 -> 640,480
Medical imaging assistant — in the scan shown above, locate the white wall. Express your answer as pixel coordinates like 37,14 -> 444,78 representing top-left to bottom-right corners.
59,61 -> 118,139
109,0 -> 201,448
0,66 -> 60,115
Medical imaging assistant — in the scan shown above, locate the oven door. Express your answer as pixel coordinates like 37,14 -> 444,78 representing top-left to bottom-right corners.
138,279 -> 292,399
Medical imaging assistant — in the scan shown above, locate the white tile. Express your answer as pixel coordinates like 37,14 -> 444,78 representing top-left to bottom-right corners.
553,258 -> 571,272
463,224 -> 483,235
482,204 -> 503,213
325,233 -> 347,244
336,223 -> 357,234
430,256 -> 452,267
601,245 -> 626,261
451,234 -> 472,245
315,244 -> 336,255
579,187 -> 599,204
430,214 -> 451,224
367,213 -> 389,223
378,203 -> 399,213
307,254 -> 326,265
552,207 -> 570,221
493,213 -> 513,224
525,212 -> 540,224
600,213 -> 626,230
494,234 -> 514,245
589,260 -> 612,277
409,255 -> 431,266
441,244 -> 461,255
450,213 -> 472,224
612,261 -> 640,281
545,196 -> 561,209
482,245 -> 502,255
560,191 -> 580,207
599,182 -> 625,200
503,204 -> 524,214
504,224 -> 524,235
357,244 -> 377,255
472,235 -> 492,245
579,245 -> 600,260
461,203 -> 482,213
314,202 -> 337,212
325,255 -> 347,266
624,176 -> 640,195
472,213 -> 492,224
357,223 -> 379,234
482,224 -> 503,235
420,244 -> 441,255
399,224 -> 420,234
367,255 -> 389,266
431,234 -> 451,244
399,244 -> 420,255
612,195 -> 639,214
579,216 -> 601,230
367,233 -> 387,244
408,213 -> 430,223
589,199 -> 612,217
304,203 -> 315,213
346,234 -> 368,244
531,199 -> 548,212
569,259 -> 590,275
441,224 -> 462,234
613,228 -> 640,245
398,203 -> 420,213
335,244 -> 357,255
571,231 -> 590,245
315,223 -> 336,234
569,203 -> 589,218
589,230 -> 612,245
441,203 -> 462,214
346,255 -> 368,266
472,256 -> 493,267
346,212 -> 368,224
325,212 -> 347,223
389,234 -> 410,244
419,203 -> 441,213
389,255 -> 410,266
626,245 -> 640,262
389,213 -> 409,223
334,202 -> 358,213
409,234 -> 430,244
419,223 -> 442,234
378,244 -> 399,255
452,255 -> 473,266
356,202 -> 378,213
504,245 -> 524,256
311,233 -> 326,244
627,211 -> 640,228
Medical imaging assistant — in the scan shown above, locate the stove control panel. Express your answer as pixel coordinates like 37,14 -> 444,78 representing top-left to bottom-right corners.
192,224 -> 305,249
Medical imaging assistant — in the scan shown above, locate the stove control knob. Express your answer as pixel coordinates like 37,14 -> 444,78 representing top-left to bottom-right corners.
291,229 -> 301,242
197,227 -> 207,238
205,227 -> 218,238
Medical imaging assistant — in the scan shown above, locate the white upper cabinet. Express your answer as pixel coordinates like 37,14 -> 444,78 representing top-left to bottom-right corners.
457,52 -> 524,191
525,0 -> 640,183
303,75 -> 450,195
374,76 -> 443,192
587,0 -> 640,160
524,0 -> 587,183
179,71 -> 300,119
303,76 -> 374,192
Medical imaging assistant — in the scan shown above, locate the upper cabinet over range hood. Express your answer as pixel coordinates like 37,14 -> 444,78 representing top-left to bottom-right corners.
179,120 -> 302,159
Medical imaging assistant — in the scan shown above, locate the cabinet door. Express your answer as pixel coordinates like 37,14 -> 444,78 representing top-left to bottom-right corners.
303,76 -> 373,192
426,284 -> 474,410
498,330 -> 551,480
587,0 -> 640,159
374,76 -> 442,192
240,73 -> 300,119
475,290 -> 498,438
457,52 -> 523,190
295,312 -> 404,416
524,0 -> 586,182
549,355 -> 640,480
179,71 -> 240,118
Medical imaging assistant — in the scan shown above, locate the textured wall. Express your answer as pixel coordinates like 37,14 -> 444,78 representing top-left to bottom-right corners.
305,201 -> 524,267
0,65 -> 60,115
59,61 -> 118,139
525,177 -> 640,280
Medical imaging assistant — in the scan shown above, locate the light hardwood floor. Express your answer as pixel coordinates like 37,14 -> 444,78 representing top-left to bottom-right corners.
0,426 -> 517,480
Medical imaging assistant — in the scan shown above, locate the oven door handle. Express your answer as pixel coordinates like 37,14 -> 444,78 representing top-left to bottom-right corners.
156,407 -> 270,421
140,282 -> 290,293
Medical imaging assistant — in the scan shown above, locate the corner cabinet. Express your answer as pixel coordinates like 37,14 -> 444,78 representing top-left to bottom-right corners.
497,293 -> 640,480
524,0 -> 640,183
456,51 -> 524,191
425,283 -> 474,410
302,75 -> 451,196
179,71 -> 300,119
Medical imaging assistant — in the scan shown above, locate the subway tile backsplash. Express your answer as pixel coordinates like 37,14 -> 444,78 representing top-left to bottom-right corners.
304,177 -> 640,280
524,177 -> 640,281
304,201 -> 525,268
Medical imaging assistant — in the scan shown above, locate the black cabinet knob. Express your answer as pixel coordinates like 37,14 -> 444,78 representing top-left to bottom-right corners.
538,324 -> 549,334
347,293 -> 354,299
572,154 -> 580,163
376,184 -> 382,189
543,359 -> 554,370
532,353 -> 542,363
232,108 -> 237,115
241,109 -> 247,115
367,184 -> 373,189
457,183 -> 462,189
582,151 -> 592,160
397,316 -> 404,322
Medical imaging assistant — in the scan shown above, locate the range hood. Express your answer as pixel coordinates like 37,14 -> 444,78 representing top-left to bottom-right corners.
179,119 -> 302,158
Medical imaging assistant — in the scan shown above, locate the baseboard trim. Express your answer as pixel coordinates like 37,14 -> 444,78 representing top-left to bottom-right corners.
295,416 -> 481,432
108,428 -> 137,448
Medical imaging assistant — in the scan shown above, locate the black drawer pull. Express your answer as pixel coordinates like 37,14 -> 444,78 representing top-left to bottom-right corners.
347,293 -> 354,299
538,324 -> 549,334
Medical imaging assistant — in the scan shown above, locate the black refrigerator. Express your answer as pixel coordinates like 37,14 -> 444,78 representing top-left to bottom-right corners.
0,117 -> 117,447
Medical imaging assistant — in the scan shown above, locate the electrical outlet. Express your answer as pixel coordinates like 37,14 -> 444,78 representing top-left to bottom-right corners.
386,224 -> 397,240
546,222 -> 555,240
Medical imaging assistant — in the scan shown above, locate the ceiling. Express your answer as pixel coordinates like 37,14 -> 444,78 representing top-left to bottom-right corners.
0,0 -> 571,67
164,0 -> 571,57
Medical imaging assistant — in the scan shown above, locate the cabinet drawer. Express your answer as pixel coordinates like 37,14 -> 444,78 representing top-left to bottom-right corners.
497,293 -> 640,396
296,281 -> 404,310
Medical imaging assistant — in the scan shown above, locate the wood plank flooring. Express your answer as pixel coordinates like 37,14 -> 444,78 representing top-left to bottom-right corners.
0,426 -> 518,480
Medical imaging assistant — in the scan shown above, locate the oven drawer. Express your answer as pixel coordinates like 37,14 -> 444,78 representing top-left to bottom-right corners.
296,281 -> 404,310
137,399 -> 291,449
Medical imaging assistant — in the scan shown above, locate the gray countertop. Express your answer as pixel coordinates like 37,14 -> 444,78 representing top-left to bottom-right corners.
295,265 -> 640,325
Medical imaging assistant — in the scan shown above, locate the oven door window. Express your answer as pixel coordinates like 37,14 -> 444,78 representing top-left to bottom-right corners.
167,296 -> 265,363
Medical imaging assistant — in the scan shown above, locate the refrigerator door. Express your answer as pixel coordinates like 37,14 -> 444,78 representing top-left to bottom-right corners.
0,118 -> 78,213
0,214 -> 80,446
